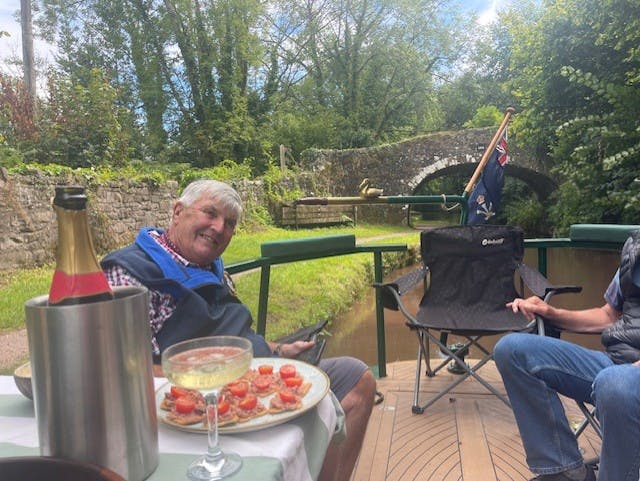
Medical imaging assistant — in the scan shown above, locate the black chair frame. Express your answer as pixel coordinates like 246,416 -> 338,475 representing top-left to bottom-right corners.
375,225 -> 583,415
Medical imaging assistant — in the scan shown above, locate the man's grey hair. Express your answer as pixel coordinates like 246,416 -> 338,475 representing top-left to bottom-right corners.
177,179 -> 243,221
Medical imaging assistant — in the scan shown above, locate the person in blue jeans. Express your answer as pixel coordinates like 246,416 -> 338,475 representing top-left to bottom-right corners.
494,231 -> 640,481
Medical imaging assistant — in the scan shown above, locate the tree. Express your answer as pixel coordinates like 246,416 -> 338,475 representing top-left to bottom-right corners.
34,68 -> 133,167
0,73 -> 37,147
21,0 -> 36,102
39,0 -> 265,166
28,0 -> 472,169
435,18 -> 516,130
263,0 -> 471,152
502,0 -> 640,232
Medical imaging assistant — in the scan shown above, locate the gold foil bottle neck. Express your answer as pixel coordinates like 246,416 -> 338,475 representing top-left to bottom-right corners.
49,185 -> 113,305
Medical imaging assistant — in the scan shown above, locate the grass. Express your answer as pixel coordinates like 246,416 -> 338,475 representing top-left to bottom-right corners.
227,224 -> 421,340
0,224 -> 420,339
0,266 -> 52,331
223,223 -> 415,264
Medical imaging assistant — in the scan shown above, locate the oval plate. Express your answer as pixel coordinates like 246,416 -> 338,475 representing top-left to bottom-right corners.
156,357 -> 330,434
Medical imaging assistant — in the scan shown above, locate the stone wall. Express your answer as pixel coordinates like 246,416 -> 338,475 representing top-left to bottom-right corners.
0,169 -> 266,271
1,127 -> 539,269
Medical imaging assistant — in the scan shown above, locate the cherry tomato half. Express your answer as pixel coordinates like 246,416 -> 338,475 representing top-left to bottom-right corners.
228,381 -> 249,398
279,364 -> 297,379
175,396 -> 196,413
279,390 -> 297,404
238,394 -> 258,411
258,364 -> 274,375
217,399 -> 231,416
170,385 -> 190,399
284,376 -> 303,388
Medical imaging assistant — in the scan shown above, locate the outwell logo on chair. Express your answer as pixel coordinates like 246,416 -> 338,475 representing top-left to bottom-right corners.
481,237 -> 505,246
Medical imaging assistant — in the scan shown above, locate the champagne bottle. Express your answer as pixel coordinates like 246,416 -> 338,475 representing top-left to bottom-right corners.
48,185 -> 114,305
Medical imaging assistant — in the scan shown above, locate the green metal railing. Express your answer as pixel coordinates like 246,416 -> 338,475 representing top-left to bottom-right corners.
226,224 -> 638,379
525,223 -> 638,275
226,234 -> 407,378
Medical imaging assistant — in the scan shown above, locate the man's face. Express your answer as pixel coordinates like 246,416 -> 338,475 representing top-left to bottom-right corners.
168,195 -> 237,266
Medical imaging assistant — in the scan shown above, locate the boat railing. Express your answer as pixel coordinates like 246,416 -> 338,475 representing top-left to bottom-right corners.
227,224 -> 638,377
226,234 -> 406,376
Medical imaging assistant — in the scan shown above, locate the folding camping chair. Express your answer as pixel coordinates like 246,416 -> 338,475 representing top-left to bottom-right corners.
375,224 -> 582,414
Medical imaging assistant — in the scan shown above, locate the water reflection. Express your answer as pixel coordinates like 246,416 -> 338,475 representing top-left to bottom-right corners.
324,247 -> 621,367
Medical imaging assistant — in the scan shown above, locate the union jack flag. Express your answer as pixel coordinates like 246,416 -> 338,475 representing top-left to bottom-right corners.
466,130 -> 508,225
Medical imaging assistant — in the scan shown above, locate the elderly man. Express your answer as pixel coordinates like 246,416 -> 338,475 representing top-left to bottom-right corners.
101,179 -> 376,481
494,231 -> 640,481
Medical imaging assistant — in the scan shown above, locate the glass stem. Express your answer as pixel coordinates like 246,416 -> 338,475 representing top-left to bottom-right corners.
205,391 -> 224,462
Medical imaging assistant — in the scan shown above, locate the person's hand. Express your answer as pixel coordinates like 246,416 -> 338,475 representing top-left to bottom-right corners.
506,296 -> 548,321
280,340 -> 315,358
152,363 -> 164,377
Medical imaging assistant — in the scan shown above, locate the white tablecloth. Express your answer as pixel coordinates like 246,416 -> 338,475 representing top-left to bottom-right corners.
0,376 -> 344,481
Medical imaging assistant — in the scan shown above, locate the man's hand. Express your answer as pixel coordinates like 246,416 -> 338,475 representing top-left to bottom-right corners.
508,295 -> 620,333
280,340 -> 315,358
506,296 -> 550,321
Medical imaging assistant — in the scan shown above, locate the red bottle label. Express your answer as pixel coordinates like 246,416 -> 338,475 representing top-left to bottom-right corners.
49,270 -> 113,305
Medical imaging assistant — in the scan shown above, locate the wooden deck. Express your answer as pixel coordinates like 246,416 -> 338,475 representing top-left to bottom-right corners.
351,360 -> 601,481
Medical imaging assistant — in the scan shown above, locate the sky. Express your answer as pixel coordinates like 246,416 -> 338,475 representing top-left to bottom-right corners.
0,0 -> 56,76
0,0 -> 513,75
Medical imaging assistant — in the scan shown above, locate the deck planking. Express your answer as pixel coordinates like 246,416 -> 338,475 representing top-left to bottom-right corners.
351,360 -> 601,481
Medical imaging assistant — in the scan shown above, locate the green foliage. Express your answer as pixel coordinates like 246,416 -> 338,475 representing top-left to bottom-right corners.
179,160 -> 253,188
502,194 -> 548,235
502,0 -> 640,230
549,36 -> 640,229
463,105 -> 504,128
26,0 -> 471,168
0,75 -> 37,147
268,104 -> 347,158
35,69 -> 133,167
0,145 -> 23,169
4,0 -> 640,236
261,163 -> 303,203
435,18 -> 516,131
7,160 -> 79,178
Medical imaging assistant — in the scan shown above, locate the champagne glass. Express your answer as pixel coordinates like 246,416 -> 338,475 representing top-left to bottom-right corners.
162,336 -> 253,480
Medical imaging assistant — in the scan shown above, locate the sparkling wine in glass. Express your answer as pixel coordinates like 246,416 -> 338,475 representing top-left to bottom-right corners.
162,336 -> 253,480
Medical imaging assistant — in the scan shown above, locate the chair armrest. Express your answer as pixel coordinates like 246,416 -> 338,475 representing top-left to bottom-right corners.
373,264 -> 428,310
517,263 -> 582,338
518,263 -> 582,300
275,318 -> 329,344
275,318 -> 329,366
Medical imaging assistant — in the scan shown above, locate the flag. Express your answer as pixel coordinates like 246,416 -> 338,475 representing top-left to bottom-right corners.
466,130 -> 508,225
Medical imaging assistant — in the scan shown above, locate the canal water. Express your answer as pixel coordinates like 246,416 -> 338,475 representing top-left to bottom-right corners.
323,246 -> 621,367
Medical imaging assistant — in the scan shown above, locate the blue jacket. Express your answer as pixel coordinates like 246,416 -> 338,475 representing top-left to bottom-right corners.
101,228 -> 273,361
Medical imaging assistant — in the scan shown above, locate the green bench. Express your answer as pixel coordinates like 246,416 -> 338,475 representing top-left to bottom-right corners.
569,223 -> 639,247
525,223 -> 640,277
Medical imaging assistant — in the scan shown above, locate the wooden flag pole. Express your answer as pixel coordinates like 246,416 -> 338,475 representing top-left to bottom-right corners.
463,107 -> 516,195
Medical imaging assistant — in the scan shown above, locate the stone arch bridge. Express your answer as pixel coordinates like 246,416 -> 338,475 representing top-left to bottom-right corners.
301,127 -> 556,201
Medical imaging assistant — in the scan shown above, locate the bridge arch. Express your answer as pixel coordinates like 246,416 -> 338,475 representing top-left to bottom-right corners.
301,127 -> 556,200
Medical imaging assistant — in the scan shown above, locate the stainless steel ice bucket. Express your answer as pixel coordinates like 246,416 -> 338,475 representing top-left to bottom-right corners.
25,286 -> 159,481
